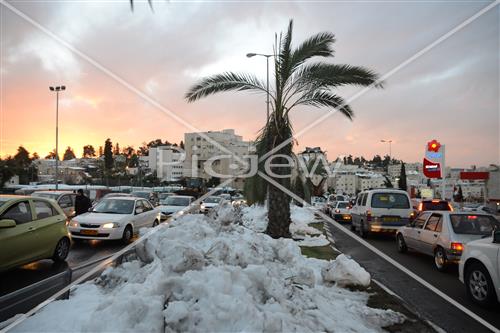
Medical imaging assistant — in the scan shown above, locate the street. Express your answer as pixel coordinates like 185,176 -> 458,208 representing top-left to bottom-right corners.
0,240 -> 127,297
325,219 -> 500,333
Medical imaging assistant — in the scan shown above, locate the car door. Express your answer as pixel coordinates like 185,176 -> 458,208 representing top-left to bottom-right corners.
419,213 -> 442,255
405,212 -> 430,250
132,200 -> 145,228
58,194 -> 73,217
141,200 -> 155,226
33,199 -> 66,257
0,200 -> 38,267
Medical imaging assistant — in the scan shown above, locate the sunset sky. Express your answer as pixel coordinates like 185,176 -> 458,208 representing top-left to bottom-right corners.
0,1 -> 498,167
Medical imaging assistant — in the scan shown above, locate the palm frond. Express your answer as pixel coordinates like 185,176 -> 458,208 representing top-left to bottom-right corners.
277,20 -> 295,85
289,32 -> 335,71
185,72 -> 268,103
299,63 -> 383,89
293,90 -> 353,119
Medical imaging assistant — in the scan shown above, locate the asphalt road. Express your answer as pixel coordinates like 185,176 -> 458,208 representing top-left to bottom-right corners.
0,239 -> 127,297
325,219 -> 500,333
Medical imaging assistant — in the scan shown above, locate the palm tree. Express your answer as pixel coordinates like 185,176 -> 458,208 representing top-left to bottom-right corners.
186,19 -> 382,238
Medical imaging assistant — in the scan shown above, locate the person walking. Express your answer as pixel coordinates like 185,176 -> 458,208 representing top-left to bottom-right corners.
75,189 -> 92,216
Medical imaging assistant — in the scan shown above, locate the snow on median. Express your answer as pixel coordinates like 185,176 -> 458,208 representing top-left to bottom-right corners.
12,205 -> 405,332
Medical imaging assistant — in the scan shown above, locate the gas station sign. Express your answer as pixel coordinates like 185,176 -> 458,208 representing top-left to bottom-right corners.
423,139 -> 445,179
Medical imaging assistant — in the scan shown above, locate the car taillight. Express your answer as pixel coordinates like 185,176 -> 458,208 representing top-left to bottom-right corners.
448,204 -> 453,211
418,202 -> 423,211
451,242 -> 463,252
366,210 -> 372,222
409,211 -> 416,220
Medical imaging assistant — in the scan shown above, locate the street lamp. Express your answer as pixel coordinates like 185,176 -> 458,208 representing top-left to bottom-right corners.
49,85 -> 66,190
380,139 -> 393,164
246,53 -> 273,125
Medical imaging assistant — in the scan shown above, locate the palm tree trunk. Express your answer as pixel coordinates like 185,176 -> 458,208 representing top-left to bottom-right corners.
265,115 -> 293,239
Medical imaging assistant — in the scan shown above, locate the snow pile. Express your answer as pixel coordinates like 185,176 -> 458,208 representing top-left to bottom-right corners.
13,206 -> 404,333
242,204 -> 325,246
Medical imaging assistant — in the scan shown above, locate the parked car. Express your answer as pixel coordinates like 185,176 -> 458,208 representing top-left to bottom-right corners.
158,192 -> 175,203
157,195 -> 199,218
68,197 -> 161,243
417,199 -> 453,212
396,212 -> 500,271
200,196 -> 225,214
459,230 -> 500,307
0,195 -> 70,272
31,191 -> 77,217
330,201 -> 352,223
351,189 -> 414,238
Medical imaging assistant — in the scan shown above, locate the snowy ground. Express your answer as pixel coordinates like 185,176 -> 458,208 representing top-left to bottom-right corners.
12,205 -> 405,332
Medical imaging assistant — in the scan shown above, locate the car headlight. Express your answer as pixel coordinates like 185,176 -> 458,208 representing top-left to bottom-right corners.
69,221 -> 79,228
178,210 -> 185,215
201,204 -> 206,210
102,222 -> 119,229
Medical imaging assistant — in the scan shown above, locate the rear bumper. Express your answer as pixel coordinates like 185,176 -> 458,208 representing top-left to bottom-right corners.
369,225 -> 401,233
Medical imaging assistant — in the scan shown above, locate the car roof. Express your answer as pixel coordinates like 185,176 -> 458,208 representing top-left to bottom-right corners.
32,191 -> 74,195
362,189 -> 408,193
169,195 -> 194,199
0,194 -> 30,201
101,196 -> 139,201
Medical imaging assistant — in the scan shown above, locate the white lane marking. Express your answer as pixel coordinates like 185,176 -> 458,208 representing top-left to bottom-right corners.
325,220 -> 500,333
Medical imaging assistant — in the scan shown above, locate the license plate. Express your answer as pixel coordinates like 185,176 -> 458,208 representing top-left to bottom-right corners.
80,229 -> 98,235
383,216 -> 400,223
343,215 -> 351,220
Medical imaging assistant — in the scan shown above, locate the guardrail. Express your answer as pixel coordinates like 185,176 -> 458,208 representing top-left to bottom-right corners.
0,269 -> 72,323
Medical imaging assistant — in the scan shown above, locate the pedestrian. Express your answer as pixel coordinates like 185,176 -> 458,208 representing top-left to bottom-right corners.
75,189 -> 92,216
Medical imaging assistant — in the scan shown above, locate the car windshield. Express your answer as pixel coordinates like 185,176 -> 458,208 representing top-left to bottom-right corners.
422,201 -> 451,211
92,199 -> 135,214
450,215 -> 499,235
337,202 -> 349,208
165,197 -> 190,206
371,193 -> 410,209
204,197 -> 221,204
159,193 -> 173,200
32,192 -> 59,200
131,192 -> 150,199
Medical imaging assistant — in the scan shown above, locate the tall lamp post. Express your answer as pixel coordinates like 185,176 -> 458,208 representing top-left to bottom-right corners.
246,53 -> 273,125
49,85 -> 66,190
380,139 -> 393,162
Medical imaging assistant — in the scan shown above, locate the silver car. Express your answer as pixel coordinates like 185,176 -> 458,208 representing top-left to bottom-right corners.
396,211 -> 500,271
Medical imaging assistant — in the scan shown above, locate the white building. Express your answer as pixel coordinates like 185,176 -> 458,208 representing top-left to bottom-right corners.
140,145 -> 184,182
183,129 -> 253,189
357,174 -> 386,192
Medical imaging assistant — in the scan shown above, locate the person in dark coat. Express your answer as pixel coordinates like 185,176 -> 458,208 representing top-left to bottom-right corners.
75,189 -> 92,216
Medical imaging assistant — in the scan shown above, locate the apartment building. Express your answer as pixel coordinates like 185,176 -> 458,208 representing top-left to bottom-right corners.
141,145 -> 184,182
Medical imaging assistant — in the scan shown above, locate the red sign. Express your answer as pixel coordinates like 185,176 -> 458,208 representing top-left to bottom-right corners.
423,158 -> 441,178
460,172 -> 489,180
427,139 -> 441,153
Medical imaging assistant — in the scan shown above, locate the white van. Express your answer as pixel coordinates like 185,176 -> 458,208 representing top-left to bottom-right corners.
351,189 -> 414,238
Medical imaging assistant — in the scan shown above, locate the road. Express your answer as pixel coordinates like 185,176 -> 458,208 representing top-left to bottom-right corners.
325,219 -> 500,333
0,239 -> 126,297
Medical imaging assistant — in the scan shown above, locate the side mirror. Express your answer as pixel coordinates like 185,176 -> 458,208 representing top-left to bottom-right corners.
0,219 -> 16,228
493,230 -> 500,244
135,208 -> 144,215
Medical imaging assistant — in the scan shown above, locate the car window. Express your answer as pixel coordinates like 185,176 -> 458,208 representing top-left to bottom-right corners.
435,218 -> 443,232
356,195 -> 362,206
422,201 -> 451,211
142,200 -> 153,211
371,193 -> 410,209
135,200 -> 144,212
414,212 -> 430,229
34,200 -> 57,219
1,201 -> 32,224
450,215 -> 499,236
337,202 -> 349,209
361,194 -> 368,206
58,195 -> 72,208
425,214 -> 441,231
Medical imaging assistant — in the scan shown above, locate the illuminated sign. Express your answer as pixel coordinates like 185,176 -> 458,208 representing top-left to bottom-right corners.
423,140 -> 445,179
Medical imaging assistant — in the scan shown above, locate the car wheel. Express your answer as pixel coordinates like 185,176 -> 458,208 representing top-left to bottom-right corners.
397,234 -> 408,253
152,219 -> 159,227
122,226 -> 133,244
52,237 -> 70,262
465,262 -> 497,307
434,247 -> 448,272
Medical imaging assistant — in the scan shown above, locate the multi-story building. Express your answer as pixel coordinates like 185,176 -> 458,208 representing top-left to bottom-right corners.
183,129 -> 253,189
357,174 -> 386,192
141,145 -> 184,182
388,162 -> 422,178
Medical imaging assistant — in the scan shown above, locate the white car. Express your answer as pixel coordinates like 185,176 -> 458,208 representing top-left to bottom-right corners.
351,189 -> 413,237
68,197 -> 161,243
200,196 -> 225,214
157,195 -> 199,217
459,230 -> 500,307
330,201 -> 352,223
396,212 -> 499,271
